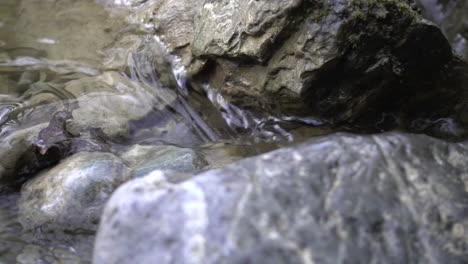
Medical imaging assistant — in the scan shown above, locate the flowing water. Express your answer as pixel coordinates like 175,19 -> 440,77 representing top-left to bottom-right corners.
0,0 -> 464,263
0,1 -> 334,262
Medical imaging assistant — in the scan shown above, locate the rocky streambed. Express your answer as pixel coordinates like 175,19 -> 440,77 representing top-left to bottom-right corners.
0,0 -> 467,263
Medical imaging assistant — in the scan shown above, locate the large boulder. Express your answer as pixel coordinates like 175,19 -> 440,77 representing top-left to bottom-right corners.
147,0 -> 467,139
18,152 -> 132,232
94,132 -> 468,264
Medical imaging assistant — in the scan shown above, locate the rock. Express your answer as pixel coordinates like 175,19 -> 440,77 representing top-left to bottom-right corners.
0,123 -> 48,184
17,230 -> 96,264
18,152 -> 132,232
416,0 -> 468,60
65,72 -> 157,140
148,0 -> 467,139
192,0 -> 302,62
120,144 -> 208,177
152,0 -> 204,52
94,132 -> 468,264
16,244 -> 82,264
193,0 -> 451,115
0,188 -> 22,264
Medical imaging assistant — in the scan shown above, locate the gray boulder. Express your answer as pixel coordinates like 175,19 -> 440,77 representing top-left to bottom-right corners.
94,132 -> 468,264
18,152 -> 132,232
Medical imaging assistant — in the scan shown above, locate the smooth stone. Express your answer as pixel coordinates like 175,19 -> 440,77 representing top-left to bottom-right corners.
120,144 -> 208,177
18,152 -> 132,232
94,132 -> 468,264
65,72 -> 157,139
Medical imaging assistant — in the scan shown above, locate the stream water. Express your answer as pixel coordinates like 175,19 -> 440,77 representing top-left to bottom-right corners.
0,1 -> 333,262
0,0 -> 465,263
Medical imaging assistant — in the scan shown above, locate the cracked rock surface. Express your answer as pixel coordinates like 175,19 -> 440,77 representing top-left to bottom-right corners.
145,0 -> 467,139
94,132 -> 468,264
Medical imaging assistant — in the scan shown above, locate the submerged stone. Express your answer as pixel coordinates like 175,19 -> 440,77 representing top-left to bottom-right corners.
94,132 -> 468,264
65,71 -> 157,140
120,144 -> 208,177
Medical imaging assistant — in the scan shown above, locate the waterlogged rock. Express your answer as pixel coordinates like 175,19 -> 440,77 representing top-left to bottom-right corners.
64,72 -> 156,140
121,145 -> 208,177
94,133 -> 468,264
18,152 -> 132,232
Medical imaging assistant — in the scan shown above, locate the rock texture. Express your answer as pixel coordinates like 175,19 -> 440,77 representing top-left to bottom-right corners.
18,152 -> 132,232
146,0 -> 467,139
94,132 -> 468,264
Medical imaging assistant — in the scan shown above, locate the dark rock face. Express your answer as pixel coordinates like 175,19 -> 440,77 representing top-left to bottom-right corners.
416,0 -> 468,60
94,132 -> 468,264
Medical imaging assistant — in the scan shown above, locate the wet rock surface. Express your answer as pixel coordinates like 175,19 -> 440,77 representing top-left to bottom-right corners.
121,145 -> 208,177
148,0 -> 468,139
64,71 -> 157,140
18,152 -> 132,232
95,132 -> 468,264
